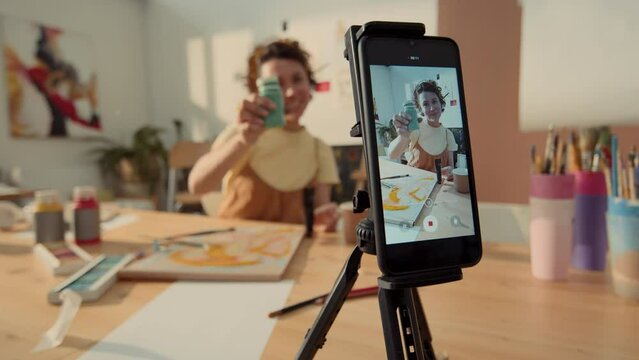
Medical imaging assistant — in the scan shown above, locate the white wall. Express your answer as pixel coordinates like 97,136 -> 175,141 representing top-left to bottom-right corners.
519,0 -> 639,130
371,65 -> 463,129
0,0 -> 149,198
145,0 -> 438,146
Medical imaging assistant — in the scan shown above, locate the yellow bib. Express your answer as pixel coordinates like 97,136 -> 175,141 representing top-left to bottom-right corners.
248,128 -> 317,191
413,123 -> 448,156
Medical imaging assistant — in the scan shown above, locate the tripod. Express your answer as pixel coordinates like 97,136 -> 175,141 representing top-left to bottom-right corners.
295,22 -> 465,359
295,191 -> 462,360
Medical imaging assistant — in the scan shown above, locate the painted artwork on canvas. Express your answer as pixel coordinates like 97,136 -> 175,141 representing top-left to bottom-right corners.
3,16 -> 101,138
120,226 -> 306,281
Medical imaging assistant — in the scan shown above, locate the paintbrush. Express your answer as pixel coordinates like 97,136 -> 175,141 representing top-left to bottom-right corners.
558,142 -> 568,175
554,134 -> 565,175
268,286 -> 378,318
579,127 -> 598,171
542,125 -> 556,174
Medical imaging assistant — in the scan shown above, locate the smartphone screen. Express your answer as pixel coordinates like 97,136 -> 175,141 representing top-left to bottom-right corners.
359,36 -> 481,273
370,64 -> 476,244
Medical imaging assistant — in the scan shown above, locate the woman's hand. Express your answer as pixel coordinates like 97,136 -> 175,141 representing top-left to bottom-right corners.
392,112 -> 411,139
314,202 -> 340,233
442,166 -> 454,181
237,94 -> 275,144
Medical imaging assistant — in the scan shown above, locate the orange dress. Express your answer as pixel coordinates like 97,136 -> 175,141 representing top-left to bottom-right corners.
215,126 -> 339,223
407,142 -> 451,171
406,122 -> 458,172
217,166 -> 306,223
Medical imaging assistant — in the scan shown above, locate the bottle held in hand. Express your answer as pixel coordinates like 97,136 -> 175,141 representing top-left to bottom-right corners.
257,76 -> 285,128
403,100 -> 419,131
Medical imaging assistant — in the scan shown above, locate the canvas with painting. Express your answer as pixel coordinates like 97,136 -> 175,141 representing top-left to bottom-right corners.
119,225 -> 306,281
3,16 -> 101,139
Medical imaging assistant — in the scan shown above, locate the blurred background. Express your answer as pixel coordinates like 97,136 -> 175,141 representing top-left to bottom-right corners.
0,0 -> 637,216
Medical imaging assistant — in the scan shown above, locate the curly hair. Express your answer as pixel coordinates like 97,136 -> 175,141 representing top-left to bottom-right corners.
413,80 -> 446,115
246,39 -> 317,93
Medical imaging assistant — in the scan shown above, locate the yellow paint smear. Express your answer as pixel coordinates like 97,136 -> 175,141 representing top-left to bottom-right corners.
388,187 -> 400,203
409,188 -> 425,201
383,203 -> 409,211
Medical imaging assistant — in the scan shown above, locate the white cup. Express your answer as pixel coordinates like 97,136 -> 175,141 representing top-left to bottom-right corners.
457,153 -> 467,169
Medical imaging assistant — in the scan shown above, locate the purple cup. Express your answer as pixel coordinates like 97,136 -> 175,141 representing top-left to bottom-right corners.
572,171 -> 608,271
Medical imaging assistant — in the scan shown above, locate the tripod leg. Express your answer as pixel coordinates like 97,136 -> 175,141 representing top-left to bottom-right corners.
409,289 -> 436,360
296,247 -> 363,360
378,288 -> 435,360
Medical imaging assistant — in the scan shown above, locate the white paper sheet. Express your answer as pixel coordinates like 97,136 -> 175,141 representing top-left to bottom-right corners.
78,281 -> 294,360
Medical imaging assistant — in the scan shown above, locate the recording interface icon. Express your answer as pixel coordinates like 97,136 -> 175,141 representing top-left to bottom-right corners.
450,215 -> 470,229
423,215 -> 438,233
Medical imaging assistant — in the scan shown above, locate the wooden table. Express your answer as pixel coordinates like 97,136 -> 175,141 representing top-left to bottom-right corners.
1,209 -> 637,359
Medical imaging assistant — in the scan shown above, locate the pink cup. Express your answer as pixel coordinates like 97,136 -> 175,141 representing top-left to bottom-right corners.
529,174 -> 575,280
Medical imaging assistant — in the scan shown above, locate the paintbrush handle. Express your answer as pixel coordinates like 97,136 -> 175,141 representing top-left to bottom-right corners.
164,227 -> 235,241
267,286 -> 378,318
268,295 -> 326,318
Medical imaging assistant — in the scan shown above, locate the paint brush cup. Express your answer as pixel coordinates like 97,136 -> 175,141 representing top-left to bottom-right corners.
607,198 -> 639,299
572,171 -> 608,271
529,174 -> 575,280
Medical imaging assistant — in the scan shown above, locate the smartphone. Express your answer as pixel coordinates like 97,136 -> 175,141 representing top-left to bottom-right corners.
357,34 -> 482,275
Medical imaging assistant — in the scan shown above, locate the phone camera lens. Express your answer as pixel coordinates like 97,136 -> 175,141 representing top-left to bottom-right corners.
409,40 -> 415,47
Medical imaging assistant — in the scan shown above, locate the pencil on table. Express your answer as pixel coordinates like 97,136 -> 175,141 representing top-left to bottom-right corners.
268,286 -> 378,318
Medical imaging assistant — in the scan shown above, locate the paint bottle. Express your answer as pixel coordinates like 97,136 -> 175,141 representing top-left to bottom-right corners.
257,76 -> 285,128
34,190 -> 65,243
73,186 -> 101,244
403,100 -> 419,131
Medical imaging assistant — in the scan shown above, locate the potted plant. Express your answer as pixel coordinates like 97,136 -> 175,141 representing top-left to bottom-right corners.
91,125 -> 167,197
376,119 -> 398,147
